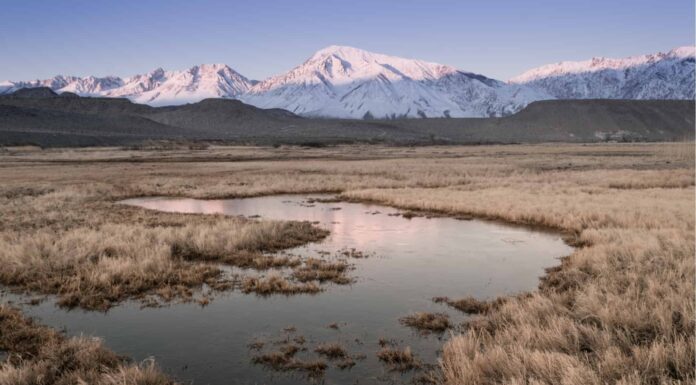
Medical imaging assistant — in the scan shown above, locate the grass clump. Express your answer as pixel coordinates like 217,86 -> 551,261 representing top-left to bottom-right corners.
314,342 -> 361,370
252,351 -> 293,370
339,248 -> 371,258
335,357 -> 356,370
0,305 -> 174,385
251,345 -> 327,379
377,346 -> 420,372
314,342 -> 348,359
400,312 -> 451,333
0,216 -> 326,310
292,258 -> 352,284
432,296 -> 504,315
241,273 -> 321,295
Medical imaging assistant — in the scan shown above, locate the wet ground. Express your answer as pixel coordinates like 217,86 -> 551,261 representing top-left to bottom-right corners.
9,195 -> 573,384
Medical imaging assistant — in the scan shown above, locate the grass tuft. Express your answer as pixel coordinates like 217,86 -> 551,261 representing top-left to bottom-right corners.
377,346 -> 420,371
0,305 -> 174,385
400,312 -> 451,333
241,273 -> 321,295
314,342 -> 348,359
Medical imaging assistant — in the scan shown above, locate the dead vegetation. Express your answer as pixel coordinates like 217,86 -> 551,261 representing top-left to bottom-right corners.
432,296 -> 506,315
400,312 -> 451,333
0,217 -> 326,310
241,273 -> 321,295
377,345 -> 421,371
339,247 -> 372,258
250,329 -> 362,375
314,342 -> 348,359
248,329 -> 333,379
0,305 -> 174,385
251,349 -> 327,379
240,255 -> 356,295
291,258 -> 352,284
0,143 -> 693,384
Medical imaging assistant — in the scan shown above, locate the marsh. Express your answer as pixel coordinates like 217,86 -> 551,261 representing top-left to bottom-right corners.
8,194 -> 570,384
0,143 -> 693,385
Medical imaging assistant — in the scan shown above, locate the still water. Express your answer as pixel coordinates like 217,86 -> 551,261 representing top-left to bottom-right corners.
12,195 -> 572,384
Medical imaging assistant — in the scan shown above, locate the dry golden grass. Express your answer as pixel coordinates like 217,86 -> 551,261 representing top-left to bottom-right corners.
0,216 -> 326,310
241,273 -> 321,295
0,143 -> 693,384
0,149 -> 333,310
432,296 -> 506,315
0,305 -> 174,385
377,346 -> 421,371
400,312 -> 451,333
291,257 -> 352,284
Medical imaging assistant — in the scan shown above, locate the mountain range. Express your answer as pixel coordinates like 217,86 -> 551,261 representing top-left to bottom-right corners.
1,87 -> 692,147
1,45 -> 693,119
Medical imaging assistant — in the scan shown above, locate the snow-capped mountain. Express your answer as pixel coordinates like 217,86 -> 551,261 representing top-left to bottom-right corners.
0,75 -> 123,96
108,64 -> 253,105
509,46 -> 695,100
0,64 -> 253,106
1,45 -> 693,118
241,45 -> 548,118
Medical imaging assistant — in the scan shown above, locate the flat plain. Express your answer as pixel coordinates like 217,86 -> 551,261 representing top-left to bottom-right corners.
0,143 -> 693,384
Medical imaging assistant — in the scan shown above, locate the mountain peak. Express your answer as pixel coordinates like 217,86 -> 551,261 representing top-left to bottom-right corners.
509,47 -> 695,100
243,45 -> 535,118
308,45 -> 442,70
510,47 -> 696,84
311,45 -> 372,59
192,63 -> 233,71
314,44 -> 360,53
668,46 -> 696,58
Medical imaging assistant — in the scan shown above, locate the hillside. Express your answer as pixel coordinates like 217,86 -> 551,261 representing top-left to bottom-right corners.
0,88 -> 692,147
400,99 -> 695,142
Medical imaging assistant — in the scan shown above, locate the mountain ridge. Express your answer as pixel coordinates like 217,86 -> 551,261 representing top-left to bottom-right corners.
509,46 -> 695,100
1,88 -> 692,147
2,45 -> 693,118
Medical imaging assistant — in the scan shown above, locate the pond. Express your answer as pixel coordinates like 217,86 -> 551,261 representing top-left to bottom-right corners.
11,195 -> 573,384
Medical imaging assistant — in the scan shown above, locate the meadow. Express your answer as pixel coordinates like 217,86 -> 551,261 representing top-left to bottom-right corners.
0,142 -> 693,384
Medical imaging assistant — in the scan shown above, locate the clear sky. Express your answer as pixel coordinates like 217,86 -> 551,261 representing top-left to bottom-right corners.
1,0 -> 693,82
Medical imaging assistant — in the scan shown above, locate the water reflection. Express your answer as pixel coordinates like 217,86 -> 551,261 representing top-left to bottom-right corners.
13,195 -> 572,385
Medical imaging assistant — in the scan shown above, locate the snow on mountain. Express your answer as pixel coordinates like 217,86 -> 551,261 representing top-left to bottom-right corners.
241,45 -> 547,118
102,67 -> 168,100
2,75 -> 83,94
0,81 -> 15,95
107,64 -> 253,106
509,46 -> 695,100
1,45 -> 692,118
58,76 -> 125,95
0,64 -> 253,106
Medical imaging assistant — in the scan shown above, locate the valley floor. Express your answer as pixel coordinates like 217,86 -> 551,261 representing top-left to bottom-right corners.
0,143 -> 693,384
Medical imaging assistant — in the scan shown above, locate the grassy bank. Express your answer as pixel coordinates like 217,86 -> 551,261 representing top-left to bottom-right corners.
0,143 -> 693,384
0,305 -> 173,384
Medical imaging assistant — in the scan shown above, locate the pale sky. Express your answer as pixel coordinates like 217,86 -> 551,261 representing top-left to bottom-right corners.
1,0 -> 693,81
